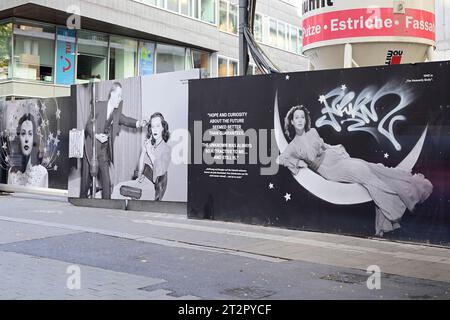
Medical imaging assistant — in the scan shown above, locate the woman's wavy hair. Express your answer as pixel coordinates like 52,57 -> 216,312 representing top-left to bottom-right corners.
284,105 -> 311,141
147,112 -> 170,145
10,112 -> 41,173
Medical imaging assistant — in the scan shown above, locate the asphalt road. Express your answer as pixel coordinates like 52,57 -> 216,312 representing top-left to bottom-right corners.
0,193 -> 449,300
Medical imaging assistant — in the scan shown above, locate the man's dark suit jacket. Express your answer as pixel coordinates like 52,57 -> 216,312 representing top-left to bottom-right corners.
84,100 -> 138,166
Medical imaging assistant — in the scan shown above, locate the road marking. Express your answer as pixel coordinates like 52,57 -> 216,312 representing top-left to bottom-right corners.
0,216 -> 285,263
0,214 -> 448,266
130,219 -> 450,265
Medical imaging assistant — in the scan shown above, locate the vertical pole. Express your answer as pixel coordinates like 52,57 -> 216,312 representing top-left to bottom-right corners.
239,0 -> 249,76
90,82 -> 98,198
344,43 -> 353,68
426,45 -> 436,62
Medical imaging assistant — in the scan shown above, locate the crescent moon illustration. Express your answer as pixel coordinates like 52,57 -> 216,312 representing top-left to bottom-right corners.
274,92 -> 428,205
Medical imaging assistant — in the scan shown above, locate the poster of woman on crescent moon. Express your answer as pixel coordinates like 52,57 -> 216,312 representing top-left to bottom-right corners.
188,61 -> 450,246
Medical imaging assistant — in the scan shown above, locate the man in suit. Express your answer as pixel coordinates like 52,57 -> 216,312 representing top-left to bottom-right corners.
80,82 -> 146,199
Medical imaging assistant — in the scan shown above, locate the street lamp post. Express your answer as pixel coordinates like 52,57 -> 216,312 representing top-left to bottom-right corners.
89,80 -> 99,198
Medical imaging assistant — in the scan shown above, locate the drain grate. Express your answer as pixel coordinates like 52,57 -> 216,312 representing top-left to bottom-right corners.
221,286 -> 276,299
320,272 -> 368,284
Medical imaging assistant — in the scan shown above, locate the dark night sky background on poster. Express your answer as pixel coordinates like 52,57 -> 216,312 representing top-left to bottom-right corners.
0,97 -> 75,190
188,61 -> 450,246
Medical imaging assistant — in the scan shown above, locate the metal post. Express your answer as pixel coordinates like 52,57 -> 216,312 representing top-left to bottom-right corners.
90,81 -> 98,198
239,0 -> 249,76
344,43 -> 353,68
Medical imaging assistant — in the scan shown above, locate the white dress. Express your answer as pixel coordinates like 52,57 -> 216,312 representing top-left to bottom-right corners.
8,165 -> 49,188
279,128 -> 433,236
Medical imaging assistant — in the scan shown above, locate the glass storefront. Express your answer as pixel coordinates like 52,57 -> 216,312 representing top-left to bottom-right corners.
156,43 -> 185,73
0,22 -> 12,80
77,30 -> 109,83
109,36 -> 138,80
189,49 -> 210,78
13,21 -> 55,82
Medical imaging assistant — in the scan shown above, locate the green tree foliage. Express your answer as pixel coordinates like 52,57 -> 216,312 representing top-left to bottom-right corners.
0,23 -> 12,74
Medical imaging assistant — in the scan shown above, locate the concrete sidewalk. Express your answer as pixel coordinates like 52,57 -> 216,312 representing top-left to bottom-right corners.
1,193 -> 449,285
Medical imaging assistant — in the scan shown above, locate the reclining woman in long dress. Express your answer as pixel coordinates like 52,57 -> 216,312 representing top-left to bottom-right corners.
278,105 -> 433,237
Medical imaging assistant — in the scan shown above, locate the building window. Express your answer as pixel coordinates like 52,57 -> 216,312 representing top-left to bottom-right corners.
219,0 -> 238,34
156,43 -> 185,74
0,22 -> 12,80
218,56 -> 238,77
140,0 -> 209,22
298,28 -> 303,54
201,0 -> 216,24
142,0 -> 163,6
289,25 -> 298,53
167,0 -> 180,12
77,30 -> 109,83
189,49 -> 210,78
269,18 -> 278,47
13,21 -> 55,82
277,21 -> 287,50
109,36 -> 138,80
254,14 -> 262,42
247,63 -> 261,75
257,14 -> 302,54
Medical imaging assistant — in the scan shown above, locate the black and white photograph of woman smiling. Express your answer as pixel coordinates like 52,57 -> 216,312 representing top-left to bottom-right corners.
7,112 -> 48,188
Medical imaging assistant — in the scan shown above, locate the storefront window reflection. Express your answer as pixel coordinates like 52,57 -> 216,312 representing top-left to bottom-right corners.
109,36 -> 138,80
156,43 -> 185,74
76,30 -> 109,83
13,21 -> 55,82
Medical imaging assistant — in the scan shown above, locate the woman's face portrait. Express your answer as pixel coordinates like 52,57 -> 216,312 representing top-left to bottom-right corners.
20,120 -> 33,157
150,116 -> 163,142
291,110 -> 306,133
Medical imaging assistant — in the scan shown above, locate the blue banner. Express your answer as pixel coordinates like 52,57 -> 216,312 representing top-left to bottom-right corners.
56,28 -> 76,85
139,42 -> 155,76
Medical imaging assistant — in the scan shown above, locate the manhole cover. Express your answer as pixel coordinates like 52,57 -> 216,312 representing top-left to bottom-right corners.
221,287 -> 275,299
320,272 -> 368,284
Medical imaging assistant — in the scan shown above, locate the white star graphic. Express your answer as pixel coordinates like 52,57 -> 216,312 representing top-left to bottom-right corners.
2,142 -> 6,150
54,165 -> 58,171
55,108 -> 61,119
285,75 -> 290,81
5,156 -> 9,163
57,150 -> 61,157
318,95 -> 326,104
41,104 -> 47,112
54,137 -> 60,147
341,84 -> 347,91
384,153 -> 389,159
284,193 -> 291,202
269,183 -> 274,190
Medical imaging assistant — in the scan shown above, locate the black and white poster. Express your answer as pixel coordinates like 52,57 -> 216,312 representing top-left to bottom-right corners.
68,70 -> 199,203
188,61 -> 450,246
0,97 -> 74,190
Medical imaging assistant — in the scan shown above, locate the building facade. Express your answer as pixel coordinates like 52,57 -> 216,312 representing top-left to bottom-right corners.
0,0 -> 308,99
436,0 -> 450,60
